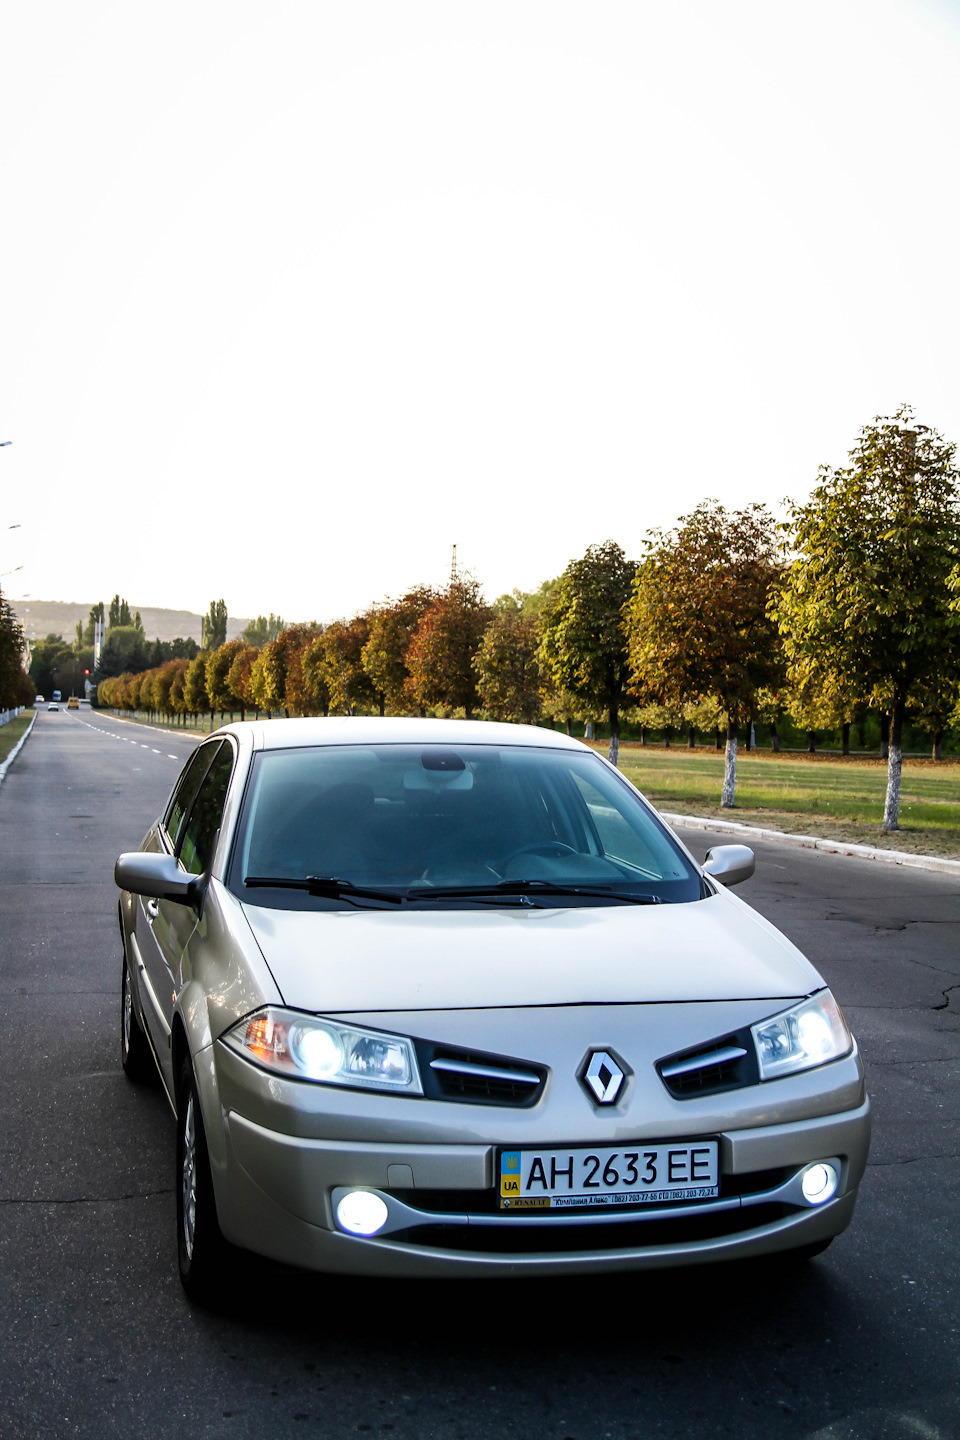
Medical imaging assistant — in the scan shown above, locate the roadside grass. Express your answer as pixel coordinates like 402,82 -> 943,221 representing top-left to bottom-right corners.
0,711 -> 34,765
594,743 -> 960,860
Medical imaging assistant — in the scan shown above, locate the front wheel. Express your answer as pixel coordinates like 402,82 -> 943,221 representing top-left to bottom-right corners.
121,951 -> 154,1083
176,1057 -> 227,1299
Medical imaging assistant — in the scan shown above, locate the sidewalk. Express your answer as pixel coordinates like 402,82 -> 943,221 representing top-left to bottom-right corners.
663,809 -> 960,878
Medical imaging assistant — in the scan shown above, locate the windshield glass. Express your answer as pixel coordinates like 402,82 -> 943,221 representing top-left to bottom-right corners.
228,742 -> 701,907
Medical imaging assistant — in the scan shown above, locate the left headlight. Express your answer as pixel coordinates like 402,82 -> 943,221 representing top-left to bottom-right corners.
221,1008 -> 423,1095
752,990 -> 853,1081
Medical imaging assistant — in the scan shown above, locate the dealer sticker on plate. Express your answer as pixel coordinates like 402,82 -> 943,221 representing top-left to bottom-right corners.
498,1141 -> 719,1210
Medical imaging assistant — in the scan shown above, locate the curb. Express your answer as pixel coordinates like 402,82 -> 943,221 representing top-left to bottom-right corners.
0,712 -> 36,787
661,811 -> 960,879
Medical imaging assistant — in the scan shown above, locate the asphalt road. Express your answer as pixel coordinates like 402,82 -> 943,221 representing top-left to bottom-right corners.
1,710 -> 958,1440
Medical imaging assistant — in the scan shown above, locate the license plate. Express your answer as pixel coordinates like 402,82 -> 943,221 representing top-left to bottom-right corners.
498,1141 -> 719,1210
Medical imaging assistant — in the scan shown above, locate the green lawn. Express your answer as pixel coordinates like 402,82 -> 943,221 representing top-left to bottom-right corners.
598,743 -> 960,859
0,711 -> 34,765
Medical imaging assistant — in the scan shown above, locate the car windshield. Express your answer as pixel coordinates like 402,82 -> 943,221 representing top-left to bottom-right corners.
228,742 -> 701,908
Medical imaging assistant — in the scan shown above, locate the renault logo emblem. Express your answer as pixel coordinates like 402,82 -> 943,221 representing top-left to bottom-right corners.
582,1050 -> 625,1105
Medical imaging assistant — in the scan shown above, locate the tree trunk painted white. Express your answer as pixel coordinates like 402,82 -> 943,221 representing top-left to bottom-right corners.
608,732 -> 619,768
721,734 -> 737,808
882,743 -> 902,831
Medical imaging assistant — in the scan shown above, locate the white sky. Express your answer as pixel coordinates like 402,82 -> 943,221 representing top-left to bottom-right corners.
3,0 -> 959,625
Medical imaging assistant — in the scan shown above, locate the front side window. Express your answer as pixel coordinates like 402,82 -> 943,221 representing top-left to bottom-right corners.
178,742 -> 234,876
228,743 -> 700,908
164,744 -> 220,852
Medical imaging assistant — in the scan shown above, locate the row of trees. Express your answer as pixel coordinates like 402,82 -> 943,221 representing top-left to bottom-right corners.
96,408 -> 960,833
0,587 -> 34,710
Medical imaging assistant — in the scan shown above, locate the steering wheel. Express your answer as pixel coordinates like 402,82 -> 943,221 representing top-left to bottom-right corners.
499,840 -> 578,866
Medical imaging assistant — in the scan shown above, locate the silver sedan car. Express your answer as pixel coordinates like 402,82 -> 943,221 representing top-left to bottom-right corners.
115,718 -> 870,1294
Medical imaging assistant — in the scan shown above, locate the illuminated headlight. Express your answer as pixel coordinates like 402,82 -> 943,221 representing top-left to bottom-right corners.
222,1009 -> 422,1094
336,1190 -> 389,1236
751,991 -> 852,1081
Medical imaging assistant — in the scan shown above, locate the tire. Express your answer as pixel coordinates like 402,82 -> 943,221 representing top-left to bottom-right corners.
121,950 -> 155,1083
176,1056 -> 227,1299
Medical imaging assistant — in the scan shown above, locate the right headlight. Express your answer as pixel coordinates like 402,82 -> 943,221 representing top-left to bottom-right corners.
221,1008 -> 423,1095
751,991 -> 853,1081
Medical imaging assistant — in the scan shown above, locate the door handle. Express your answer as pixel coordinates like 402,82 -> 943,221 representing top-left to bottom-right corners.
145,898 -> 160,921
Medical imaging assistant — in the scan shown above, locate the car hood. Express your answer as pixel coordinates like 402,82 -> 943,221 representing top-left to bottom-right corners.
239,891 -> 820,1012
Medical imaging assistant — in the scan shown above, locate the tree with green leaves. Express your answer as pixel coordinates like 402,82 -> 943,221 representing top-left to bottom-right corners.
405,577 -> 492,719
774,408 -> 960,831
29,633 -> 74,698
94,625 -> 149,681
474,608 -> 542,724
0,589 -> 31,708
624,503 -> 783,804
202,598 -> 228,651
241,613 -> 285,648
183,653 -> 211,726
78,601 -> 105,648
249,625 -> 320,717
206,639 -> 250,723
108,595 -> 133,628
539,541 -> 636,766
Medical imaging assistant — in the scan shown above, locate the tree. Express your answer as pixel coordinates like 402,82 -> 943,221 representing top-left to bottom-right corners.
249,625 -> 320,716
539,541 -> 636,766
80,601 -> 105,648
226,642 -> 260,719
183,653 -> 210,725
304,616 -> 380,716
0,590 -> 31,708
206,640 -> 248,723
202,599 -> 228,651
474,608 -> 542,723
29,632 -> 74,698
241,613 -> 285,648
405,577 -> 492,719
361,587 -> 436,714
108,595 -> 132,628
94,625 -> 149,681
774,408 -> 960,831
624,504 -> 784,805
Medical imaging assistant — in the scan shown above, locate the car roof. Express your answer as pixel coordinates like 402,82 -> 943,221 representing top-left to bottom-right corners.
216,716 -> 593,754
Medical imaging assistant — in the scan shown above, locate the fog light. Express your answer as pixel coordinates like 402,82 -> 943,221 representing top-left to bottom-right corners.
801,1162 -> 839,1205
336,1190 -> 389,1236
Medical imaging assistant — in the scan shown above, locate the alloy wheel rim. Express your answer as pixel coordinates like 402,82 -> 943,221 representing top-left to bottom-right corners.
181,1093 -> 197,1260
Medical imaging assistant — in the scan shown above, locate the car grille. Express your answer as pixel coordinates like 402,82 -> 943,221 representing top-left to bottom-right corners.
415,1043 -> 546,1107
656,1028 -> 759,1098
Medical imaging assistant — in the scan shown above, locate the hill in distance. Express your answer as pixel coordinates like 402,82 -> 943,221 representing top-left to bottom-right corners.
10,599 -> 252,646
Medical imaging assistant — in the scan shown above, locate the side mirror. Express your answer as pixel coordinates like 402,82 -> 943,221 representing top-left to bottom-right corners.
702,844 -> 755,888
115,851 -> 203,909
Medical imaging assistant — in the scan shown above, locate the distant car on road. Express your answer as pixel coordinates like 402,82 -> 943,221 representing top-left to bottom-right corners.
47,702 -> 58,712
34,694 -> 44,704
115,718 -> 870,1296
67,696 -> 79,710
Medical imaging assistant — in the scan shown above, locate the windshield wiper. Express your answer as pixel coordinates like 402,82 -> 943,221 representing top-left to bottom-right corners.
406,880 -> 662,905
244,875 -> 405,905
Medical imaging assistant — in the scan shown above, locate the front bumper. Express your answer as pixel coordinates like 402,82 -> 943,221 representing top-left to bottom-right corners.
210,1031 -> 870,1277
